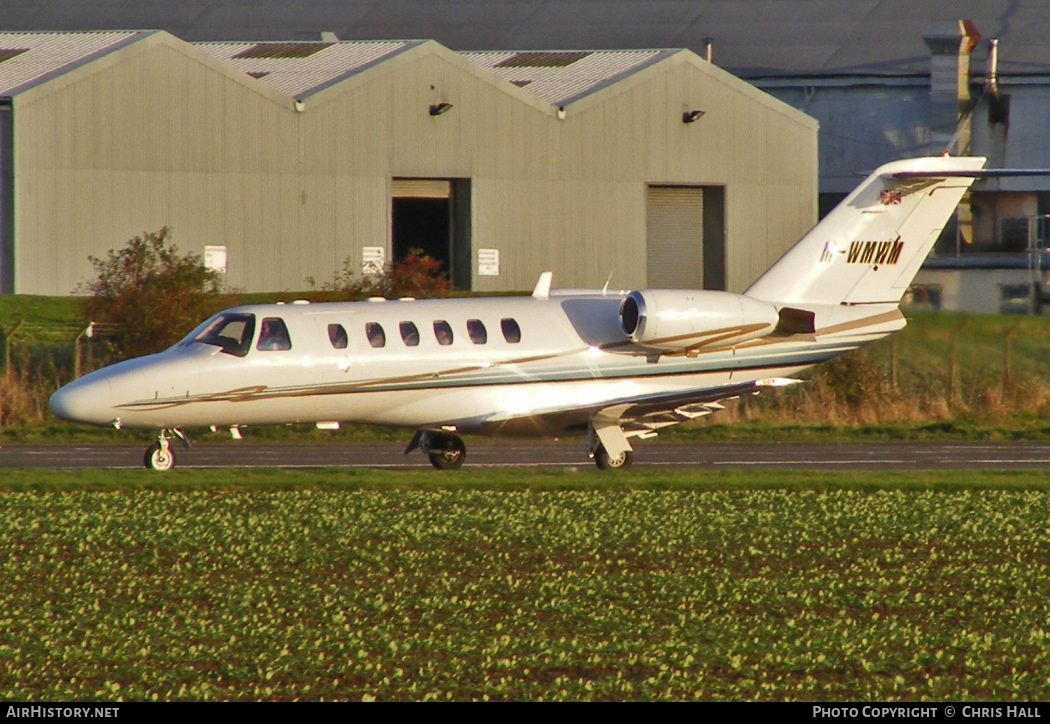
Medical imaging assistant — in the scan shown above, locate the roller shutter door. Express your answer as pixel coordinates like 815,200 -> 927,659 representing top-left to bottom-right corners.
646,186 -> 703,288
391,179 -> 451,198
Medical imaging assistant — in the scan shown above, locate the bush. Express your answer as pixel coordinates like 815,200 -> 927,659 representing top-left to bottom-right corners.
82,228 -> 222,360
310,249 -> 452,300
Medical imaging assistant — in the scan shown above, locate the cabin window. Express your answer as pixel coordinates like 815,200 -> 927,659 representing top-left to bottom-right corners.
188,313 -> 256,357
501,318 -> 522,344
400,321 -> 420,347
328,324 -> 348,349
257,317 -> 292,351
467,319 -> 487,344
366,322 -> 386,348
433,320 -> 453,346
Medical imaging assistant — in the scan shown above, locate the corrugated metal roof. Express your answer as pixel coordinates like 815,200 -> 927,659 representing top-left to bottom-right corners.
198,40 -> 676,105
495,51 -> 591,68
0,31 -> 149,96
464,49 -> 676,105
0,30 -> 677,107
195,40 -> 418,97
231,42 -> 334,60
0,1 -> 1048,79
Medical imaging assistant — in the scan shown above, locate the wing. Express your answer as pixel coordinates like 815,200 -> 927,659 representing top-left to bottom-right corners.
589,377 -> 802,441
600,377 -> 800,434
478,377 -> 800,439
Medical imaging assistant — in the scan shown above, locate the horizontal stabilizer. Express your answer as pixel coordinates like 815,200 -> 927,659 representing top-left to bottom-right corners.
893,168 -> 1050,179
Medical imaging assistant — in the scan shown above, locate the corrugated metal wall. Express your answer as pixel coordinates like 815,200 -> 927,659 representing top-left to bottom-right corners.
9,33 -> 817,296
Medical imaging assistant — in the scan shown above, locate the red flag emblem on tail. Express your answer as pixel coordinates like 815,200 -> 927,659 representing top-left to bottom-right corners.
880,189 -> 902,205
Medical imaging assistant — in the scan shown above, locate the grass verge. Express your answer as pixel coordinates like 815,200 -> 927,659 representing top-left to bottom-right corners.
1,466 -> 1050,491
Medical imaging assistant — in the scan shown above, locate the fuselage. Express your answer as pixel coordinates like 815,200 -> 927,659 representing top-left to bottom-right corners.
49,290 -> 902,437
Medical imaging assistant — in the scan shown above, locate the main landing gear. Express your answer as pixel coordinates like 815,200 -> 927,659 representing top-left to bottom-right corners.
405,429 -> 467,470
405,427 -> 636,471
586,424 -> 635,471
593,444 -> 634,471
143,429 -> 190,471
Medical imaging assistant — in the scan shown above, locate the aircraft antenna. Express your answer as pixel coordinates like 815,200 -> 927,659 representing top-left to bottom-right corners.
532,272 -> 552,299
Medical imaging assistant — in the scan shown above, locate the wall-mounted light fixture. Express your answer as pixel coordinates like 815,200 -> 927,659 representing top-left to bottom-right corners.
429,102 -> 453,116
682,109 -> 705,124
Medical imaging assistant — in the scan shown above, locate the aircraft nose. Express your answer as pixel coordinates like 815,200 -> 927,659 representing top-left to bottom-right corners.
49,377 -> 114,426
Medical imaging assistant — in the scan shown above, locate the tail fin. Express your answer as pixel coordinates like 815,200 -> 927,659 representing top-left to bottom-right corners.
745,156 -> 985,306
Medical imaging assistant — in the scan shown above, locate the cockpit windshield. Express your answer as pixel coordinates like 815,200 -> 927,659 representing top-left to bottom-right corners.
182,313 -> 256,357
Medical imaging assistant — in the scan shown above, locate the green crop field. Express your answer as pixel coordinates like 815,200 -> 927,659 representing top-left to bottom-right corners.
1,469 -> 1048,701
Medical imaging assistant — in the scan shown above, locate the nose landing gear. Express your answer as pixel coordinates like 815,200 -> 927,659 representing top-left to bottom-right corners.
143,429 -> 190,471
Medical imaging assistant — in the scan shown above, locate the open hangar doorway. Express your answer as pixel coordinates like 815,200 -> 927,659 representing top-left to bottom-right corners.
391,178 -> 472,290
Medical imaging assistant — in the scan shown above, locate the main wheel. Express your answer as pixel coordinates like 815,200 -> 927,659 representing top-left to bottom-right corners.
594,445 -> 633,471
428,434 -> 466,470
144,442 -> 175,471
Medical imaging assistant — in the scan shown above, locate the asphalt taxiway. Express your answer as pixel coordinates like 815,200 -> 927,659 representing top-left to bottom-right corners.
2,441 -> 1049,471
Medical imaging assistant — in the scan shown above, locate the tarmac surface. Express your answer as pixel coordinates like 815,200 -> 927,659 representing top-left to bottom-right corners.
3,440 -> 1050,471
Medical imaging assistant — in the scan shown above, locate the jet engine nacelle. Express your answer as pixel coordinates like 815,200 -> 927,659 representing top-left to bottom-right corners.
619,289 -> 779,354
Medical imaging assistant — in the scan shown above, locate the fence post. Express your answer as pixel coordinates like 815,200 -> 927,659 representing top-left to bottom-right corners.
889,334 -> 898,391
1002,320 -> 1022,399
74,322 -> 95,379
4,320 -> 22,380
948,317 -> 968,407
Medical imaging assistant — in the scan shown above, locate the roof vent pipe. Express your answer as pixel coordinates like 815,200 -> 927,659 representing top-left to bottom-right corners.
922,19 -> 981,154
986,38 -> 999,96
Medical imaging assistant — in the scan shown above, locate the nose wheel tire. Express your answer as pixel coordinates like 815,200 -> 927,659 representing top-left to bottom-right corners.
428,433 -> 466,470
144,442 -> 175,471
594,445 -> 633,471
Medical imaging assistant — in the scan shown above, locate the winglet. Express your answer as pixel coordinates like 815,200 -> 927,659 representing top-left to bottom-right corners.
532,272 -> 553,299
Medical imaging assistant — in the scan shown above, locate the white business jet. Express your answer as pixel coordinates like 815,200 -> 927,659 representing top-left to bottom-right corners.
51,155 -> 986,470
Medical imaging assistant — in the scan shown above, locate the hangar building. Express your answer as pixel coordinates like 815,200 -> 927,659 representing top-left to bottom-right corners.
0,30 -> 816,296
